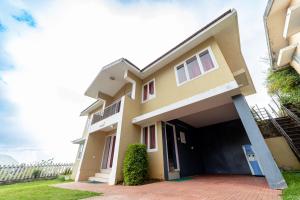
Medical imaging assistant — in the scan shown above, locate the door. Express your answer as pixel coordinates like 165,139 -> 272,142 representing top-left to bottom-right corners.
101,134 -> 116,171
242,144 -> 264,176
165,123 -> 180,180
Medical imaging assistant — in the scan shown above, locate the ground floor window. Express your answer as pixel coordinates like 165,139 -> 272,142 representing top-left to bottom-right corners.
77,143 -> 84,159
141,124 -> 157,152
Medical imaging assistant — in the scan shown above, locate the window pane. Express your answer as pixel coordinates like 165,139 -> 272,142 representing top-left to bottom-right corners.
143,84 -> 148,101
149,125 -> 156,149
186,56 -> 201,79
176,65 -> 187,83
149,81 -> 154,95
143,127 -> 148,149
199,50 -> 215,72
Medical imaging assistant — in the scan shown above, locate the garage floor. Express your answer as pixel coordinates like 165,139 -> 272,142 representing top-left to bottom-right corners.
55,175 -> 282,200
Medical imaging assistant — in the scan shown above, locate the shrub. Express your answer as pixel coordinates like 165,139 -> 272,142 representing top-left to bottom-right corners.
123,144 -> 148,185
32,169 -> 42,179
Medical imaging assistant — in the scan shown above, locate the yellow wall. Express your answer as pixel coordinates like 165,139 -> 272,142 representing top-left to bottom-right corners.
265,136 -> 300,170
78,130 -> 114,181
289,32 -> 300,74
147,121 -> 164,179
140,37 -> 235,114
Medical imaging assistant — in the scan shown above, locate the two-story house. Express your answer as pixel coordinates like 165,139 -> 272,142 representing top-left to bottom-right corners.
264,0 -> 300,74
71,9 -> 286,189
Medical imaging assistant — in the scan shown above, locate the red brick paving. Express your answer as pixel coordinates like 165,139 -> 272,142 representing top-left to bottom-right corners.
55,175 -> 282,200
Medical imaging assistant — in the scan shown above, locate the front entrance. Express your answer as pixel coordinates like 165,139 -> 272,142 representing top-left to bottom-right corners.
165,123 -> 180,180
101,134 -> 116,172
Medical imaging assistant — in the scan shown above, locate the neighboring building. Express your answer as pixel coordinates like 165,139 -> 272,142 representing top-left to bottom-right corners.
71,9 -> 286,189
264,0 -> 300,73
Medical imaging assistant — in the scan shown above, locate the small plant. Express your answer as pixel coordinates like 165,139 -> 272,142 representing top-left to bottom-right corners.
123,144 -> 148,185
32,169 -> 42,179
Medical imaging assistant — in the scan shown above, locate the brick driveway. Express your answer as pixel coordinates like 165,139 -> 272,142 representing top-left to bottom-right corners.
55,175 -> 282,200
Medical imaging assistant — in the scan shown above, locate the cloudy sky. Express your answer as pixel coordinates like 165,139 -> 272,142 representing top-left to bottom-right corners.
0,0 -> 270,163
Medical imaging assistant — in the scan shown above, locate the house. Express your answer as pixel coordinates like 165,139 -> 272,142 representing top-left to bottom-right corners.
71,9 -> 287,189
264,0 -> 300,74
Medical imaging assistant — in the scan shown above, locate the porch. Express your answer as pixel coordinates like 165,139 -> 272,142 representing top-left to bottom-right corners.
75,128 -> 117,184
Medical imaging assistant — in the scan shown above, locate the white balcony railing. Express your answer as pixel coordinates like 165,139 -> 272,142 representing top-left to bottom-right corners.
91,99 -> 121,125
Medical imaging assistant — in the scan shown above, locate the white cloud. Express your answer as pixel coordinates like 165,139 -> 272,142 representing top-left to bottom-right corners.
2,0 -> 210,162
2,0 -> 272,163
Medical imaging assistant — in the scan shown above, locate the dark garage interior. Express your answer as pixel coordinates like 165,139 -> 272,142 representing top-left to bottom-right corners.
164,103 -> 253,179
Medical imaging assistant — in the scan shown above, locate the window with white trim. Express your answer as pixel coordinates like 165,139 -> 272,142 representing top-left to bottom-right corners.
141,124 -> 157,151
77,143 -> 84,159
175,47 -> 218,85
142,79 -> 155,102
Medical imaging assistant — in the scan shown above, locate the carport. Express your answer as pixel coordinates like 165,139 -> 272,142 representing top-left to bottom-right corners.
163,103 -> 255,180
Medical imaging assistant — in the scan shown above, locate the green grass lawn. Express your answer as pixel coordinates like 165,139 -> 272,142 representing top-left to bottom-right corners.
283,171 -> 300,200
0,179 -> 101,200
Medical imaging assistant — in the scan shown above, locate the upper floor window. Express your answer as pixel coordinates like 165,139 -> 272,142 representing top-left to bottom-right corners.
142,79 -> 155,102
175,47 -> 218,85
141,124 -> 157,152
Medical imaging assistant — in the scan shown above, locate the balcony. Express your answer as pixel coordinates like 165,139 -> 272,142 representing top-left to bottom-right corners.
91,99 -> 121,125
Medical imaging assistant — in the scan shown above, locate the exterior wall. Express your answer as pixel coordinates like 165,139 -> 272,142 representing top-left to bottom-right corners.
147,121 -> 164,179
140,37 -> 235,114
289,32 -> 300,73
265,136 -> 300,170
77,130 -> 114,181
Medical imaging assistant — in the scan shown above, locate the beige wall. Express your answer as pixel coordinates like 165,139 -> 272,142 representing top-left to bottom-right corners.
289,32 -> 300,73
78,130 -> 114,181
265,136 -> 300,170
147,121 -> 164,179
140,37 -> 235,114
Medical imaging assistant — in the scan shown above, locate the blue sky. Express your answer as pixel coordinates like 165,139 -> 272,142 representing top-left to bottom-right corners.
0,0 -> 269,163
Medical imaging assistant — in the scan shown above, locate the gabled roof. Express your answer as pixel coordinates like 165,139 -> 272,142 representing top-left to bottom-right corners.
85,9 -> 255,98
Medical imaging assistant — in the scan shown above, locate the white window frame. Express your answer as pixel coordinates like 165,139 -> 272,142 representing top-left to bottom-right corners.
140,123 -> 158,152
174,46 -> 219,86
77,143 -> 84,159
141,78 -> 156,103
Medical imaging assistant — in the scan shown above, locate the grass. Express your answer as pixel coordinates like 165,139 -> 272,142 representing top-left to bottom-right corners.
0,179 -> 101,200
282,171 -> 300,200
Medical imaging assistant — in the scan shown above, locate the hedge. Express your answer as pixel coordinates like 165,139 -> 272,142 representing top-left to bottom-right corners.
123,144 -> 148,185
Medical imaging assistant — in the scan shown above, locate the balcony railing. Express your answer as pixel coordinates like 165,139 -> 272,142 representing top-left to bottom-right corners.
91,99 -> 121,125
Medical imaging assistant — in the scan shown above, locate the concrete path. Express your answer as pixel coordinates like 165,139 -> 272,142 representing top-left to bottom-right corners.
55,175 -> 282,200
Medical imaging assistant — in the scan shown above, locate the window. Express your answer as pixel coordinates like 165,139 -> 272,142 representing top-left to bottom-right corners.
186,56 -> 201,79
176,64 -> 187,84
141,124 -> 157,152
142,79 -> 155,102
77,143 -> 84,159
175,47 -> 218,85
199,50 -> 215,72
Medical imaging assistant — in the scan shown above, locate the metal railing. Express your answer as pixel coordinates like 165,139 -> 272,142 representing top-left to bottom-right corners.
91,99 -> 121,125
264,108 -> 300,159
282,105 -> 300,124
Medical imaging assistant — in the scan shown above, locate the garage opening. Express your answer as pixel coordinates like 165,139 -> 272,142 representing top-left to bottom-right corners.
163,102 -> 263,180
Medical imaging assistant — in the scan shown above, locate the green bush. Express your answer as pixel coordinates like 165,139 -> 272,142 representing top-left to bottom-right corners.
123,144 -> 148,185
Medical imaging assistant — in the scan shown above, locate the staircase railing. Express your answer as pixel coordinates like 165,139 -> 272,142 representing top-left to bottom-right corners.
282,105 -> 300,124
264,108 -> 300,159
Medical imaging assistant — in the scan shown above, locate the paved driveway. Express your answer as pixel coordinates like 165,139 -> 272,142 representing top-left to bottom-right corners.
55,175 -> 282,200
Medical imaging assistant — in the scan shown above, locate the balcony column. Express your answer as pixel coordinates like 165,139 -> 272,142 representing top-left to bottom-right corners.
232,95 -> 287,189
